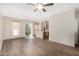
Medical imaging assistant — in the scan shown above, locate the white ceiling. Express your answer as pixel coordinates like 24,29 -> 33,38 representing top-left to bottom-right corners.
0,3 -> 79,21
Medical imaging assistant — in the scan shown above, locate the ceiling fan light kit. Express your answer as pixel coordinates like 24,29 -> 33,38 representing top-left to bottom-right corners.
37,5 -> 43,10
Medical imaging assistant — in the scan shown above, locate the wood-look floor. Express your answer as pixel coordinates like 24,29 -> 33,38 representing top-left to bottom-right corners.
0,37 -> 79,56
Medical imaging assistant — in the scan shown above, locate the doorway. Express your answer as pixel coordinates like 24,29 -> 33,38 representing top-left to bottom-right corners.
25,22 -> 34,38
75,19 -> 79,47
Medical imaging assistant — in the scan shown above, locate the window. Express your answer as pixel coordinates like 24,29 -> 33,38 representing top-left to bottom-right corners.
12,21 -> 20,36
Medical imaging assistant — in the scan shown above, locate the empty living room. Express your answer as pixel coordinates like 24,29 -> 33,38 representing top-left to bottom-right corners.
0,0 -> 79,57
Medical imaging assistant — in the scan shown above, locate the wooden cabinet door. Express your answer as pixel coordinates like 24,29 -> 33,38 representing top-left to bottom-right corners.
43,31 -> 49,40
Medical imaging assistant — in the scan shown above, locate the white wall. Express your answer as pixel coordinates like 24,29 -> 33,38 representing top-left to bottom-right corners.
0,16 -> 26,50
49,9 -> 76,47
2,16 -> 25,40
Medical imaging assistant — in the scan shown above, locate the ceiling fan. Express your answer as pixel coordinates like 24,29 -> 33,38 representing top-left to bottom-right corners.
27,3 -> 54,12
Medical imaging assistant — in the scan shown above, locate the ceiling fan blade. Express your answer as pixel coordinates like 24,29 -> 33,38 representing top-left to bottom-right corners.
27,3 -> 36,6
44,3 -> 54,6
34,8 -> 38,12
42,8 -> 46,12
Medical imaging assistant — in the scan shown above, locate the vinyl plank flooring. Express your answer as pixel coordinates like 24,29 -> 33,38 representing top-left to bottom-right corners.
0,37 -> 79,56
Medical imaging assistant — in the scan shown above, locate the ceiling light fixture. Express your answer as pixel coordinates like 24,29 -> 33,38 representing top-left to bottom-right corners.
37,4 -> 43,10
37,5 -> 43,10
27,3 -> 54,12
